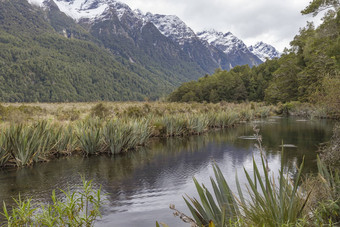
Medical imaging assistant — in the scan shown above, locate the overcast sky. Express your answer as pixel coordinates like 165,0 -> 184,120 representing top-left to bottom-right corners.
119,0 -> 323,52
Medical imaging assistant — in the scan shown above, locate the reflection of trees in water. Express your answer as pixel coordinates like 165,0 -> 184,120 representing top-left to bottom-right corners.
0,117 -> 334,215
258,118 -> 334,173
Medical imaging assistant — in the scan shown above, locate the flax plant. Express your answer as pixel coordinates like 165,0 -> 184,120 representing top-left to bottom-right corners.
3,121 -> 56,167
161,115 -> 187,137
77,118 -> 103,156
129,119 -> 152,147
102,119 -> 133,155
0,131 -> 10,167
187,114 -> 209,135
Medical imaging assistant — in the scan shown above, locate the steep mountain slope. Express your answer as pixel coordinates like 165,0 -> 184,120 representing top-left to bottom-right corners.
46,0 -> 206,82
141,12 -> 257,70
248,42 -> 281,62
1,0 -> 279,102
31,0 -> 266,72
197,30 -> 263,67
0,0 -> 190,101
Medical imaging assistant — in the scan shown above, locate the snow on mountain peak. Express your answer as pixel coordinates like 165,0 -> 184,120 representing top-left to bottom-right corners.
27,0 -> 138,22
197,30 -> 248,54
142,13 -> 196,45
27,0 -> 45,7
248,42 -> 281,61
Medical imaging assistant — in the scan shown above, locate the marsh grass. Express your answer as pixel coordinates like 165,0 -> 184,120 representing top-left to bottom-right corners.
0,102 -> 277,168
76,118 -> 103,156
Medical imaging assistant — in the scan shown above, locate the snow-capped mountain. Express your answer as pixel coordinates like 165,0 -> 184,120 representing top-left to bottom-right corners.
29,0 -> 140,22
142,13 -> 196,45
27,0 -> 268,72
248,42 -> 281,62
197,30 -> 249,54
197,29 -> 263,67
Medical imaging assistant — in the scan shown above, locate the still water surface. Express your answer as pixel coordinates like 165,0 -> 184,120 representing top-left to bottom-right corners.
0,117 -> 335,226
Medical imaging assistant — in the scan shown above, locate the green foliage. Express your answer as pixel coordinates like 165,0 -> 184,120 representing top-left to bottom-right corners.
76,118 -> 103,156
102,119 -> 151,155
169,5 -> 339,115
2,177 -> 104,226
0,102 -> 275,168
314,156 -> 340,225
0,0 -> 206,102
3,121 -> 57,167
90,103 -> 110,119
301,0 -> 339,16
184,152 -> 308,227
168,62 -> 279,103
320,124 -> 340,170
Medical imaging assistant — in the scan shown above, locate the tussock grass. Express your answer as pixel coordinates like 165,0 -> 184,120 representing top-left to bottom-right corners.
0,102 -> 277,168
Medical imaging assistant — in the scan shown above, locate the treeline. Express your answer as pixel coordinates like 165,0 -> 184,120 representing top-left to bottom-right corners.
169,2 -> 339,113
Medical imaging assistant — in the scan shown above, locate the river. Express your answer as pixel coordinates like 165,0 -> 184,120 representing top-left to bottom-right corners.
0,117 -> 335,226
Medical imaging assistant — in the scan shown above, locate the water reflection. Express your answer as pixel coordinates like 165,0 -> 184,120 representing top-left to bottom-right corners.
0,117 -> 334,226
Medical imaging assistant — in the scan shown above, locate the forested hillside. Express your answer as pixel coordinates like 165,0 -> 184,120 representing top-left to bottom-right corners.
169,0 -> 339,114
0,0 -> 205,102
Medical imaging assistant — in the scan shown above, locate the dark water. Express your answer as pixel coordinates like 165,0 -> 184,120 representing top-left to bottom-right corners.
0,117 -> 335,226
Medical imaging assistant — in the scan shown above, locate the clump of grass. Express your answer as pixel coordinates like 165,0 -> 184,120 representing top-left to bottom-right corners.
313,157 -> 340,225
182,152 -> 308,227
103,119 -> 152,155
160,115 -> 187,137
0,102 -> 278,168
51,124 -> 78,155
0,131 -> 10,167
57,109 -> 80,121
187,114 -> 209,135
76,118 -> 103,156
129,119 -> 152,147
2,177 -> 104,226
102,119 -> 133,155
3,121 -> 57,167
90,103 -> 110,119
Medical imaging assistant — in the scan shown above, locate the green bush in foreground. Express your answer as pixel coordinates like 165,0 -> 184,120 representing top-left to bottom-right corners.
2,177 -> 104,227
168,155 -> 339,227
182,153 -> 307,227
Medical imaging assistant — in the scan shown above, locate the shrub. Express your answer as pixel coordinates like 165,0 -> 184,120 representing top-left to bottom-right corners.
90,103 -> 110,119
2,177 -> 104,226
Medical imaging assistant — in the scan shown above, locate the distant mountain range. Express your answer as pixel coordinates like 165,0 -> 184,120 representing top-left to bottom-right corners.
0,0 -> 281,102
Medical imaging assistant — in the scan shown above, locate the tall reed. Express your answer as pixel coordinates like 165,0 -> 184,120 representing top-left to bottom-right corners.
0,131 -> 10,166
102,119 -> 133,155
103,119 -> 152,155
187,114 -> 209,134
3,121 -> 56,167
76,118 -> 103,156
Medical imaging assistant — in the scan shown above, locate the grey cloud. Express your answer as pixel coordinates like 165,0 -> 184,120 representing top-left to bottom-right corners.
121,0 -> 321,51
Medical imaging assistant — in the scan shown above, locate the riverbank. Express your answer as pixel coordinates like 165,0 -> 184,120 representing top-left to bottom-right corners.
0,102 -> 277,168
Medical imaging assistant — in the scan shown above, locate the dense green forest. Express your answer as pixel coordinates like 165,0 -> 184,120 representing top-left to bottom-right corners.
169,1 -> 339,114
0,0 -> 205,102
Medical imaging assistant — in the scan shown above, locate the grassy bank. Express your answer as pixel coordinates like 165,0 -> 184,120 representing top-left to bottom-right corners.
0,102 -> 277,168
275,101 -> 340,120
